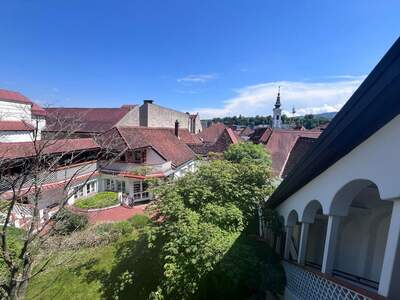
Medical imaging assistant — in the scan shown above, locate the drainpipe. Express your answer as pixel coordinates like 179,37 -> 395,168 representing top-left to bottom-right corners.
175,120 -> 179,138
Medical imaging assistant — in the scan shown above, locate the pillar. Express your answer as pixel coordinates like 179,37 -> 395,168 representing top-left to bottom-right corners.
321,215 -> 341,274
297,222 -> 310,265
378,199 -> 400,297
284,226 -> 293,260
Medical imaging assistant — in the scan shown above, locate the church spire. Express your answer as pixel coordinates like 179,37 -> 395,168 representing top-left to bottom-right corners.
275,86 -> 281,108
272,86 -> 282,129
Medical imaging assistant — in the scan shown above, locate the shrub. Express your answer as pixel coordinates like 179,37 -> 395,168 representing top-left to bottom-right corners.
96,221 -> 134,239
128,214 -> 150,229
53,208 -> 88,235
74,192 -> 118,209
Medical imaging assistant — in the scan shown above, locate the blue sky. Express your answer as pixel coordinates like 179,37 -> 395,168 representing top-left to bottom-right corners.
1,1 -> 399,118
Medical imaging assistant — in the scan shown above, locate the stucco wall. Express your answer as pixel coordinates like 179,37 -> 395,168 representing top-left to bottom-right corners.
116,106 -> 140,127
0,131 -> 33,142
276,114 -> 400,223
141,102 -> 191,129
0,100 -> 31,120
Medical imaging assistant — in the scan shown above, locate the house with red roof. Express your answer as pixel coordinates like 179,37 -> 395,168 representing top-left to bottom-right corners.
0,89 -> 47,142
188,122 -> 239,155
43,99 -> 203,139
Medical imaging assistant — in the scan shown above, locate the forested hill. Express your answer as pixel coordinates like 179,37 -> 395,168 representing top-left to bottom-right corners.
205,112 -> 335,130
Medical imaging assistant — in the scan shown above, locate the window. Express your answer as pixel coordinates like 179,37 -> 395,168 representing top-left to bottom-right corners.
73,186 -> 84,199
133,149 -> 147,163
133,181 -> 149,200
116,180 -> 126,193
86,181 -> 96,194
105,179 -> 112,191
133,182 -> 141,193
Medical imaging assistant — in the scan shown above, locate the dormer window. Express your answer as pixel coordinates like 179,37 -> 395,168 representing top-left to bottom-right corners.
133,149 -> 147,164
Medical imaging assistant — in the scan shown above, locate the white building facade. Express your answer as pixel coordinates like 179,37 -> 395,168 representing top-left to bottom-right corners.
264,38 -> 400,299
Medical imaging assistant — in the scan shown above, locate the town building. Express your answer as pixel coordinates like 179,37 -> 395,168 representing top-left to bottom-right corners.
188,122 -> 239,155
262,37 -> 400,300
0,97 -> 203,228
0,89 -> 46,142
44,99 -> 203,138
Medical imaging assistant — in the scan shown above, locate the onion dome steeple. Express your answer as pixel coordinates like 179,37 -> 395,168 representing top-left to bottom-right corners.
275,86 -> 281,109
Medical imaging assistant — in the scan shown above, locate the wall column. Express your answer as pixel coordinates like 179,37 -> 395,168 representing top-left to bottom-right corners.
378,199 -> 400,297
321,215 -> 341,274
297,222 -> 310,265
284,225 -> 293,260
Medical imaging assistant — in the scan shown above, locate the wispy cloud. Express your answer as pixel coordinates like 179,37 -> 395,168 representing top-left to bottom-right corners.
191,75 -> 366,118
326,74 -> 366,80
177,73 -> 217,83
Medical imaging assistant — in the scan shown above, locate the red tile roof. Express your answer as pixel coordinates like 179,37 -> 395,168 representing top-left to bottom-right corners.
281,137 -> 317,178
198,122 -> 226,143
263,129 -> 321,176
0,121 -> 34,131
189,128 -> 238,155
0,138 -> 98,159
249,127 -> 273,143
226,128 -> 239,144
115,127 -> 196,167
45,106 -> 135,133
0,89 -> 47,116
240,127 -> 254,136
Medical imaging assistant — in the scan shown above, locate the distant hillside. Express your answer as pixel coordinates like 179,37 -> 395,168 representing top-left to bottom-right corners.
315,112 -> 336,120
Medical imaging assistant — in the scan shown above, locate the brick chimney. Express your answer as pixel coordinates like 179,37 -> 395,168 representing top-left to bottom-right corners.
175,120 -> 179,137
144,99 -> 154,104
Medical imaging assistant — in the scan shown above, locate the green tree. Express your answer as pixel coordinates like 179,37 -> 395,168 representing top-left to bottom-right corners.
143,144 -> 278,299
223,142 -> 271,167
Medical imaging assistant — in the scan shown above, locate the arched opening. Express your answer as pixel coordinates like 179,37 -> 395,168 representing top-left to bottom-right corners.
286,210 -> 301,262
301,200 -> 327,270
329,179 -> 392,292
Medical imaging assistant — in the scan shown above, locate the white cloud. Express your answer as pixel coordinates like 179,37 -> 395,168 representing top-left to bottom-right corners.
192,76 -> 365,119
177,73 -> 217,83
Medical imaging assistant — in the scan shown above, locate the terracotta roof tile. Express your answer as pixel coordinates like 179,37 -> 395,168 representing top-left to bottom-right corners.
281,137 -> 317,178
240,127 -> 254,136
264,129 -> 321,176
198,122 -> 226,143
116,127 -> 196,167
45,107 -> 135,133
0,138 -> 98,159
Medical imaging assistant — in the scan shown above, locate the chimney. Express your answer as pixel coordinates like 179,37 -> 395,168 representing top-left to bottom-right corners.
174,120 -> 179,137
144,99 -> 154,104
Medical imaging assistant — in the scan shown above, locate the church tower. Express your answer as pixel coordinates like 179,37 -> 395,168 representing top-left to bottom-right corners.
272,87 -> 282,129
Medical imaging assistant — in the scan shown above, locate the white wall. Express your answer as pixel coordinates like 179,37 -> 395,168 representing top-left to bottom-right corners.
146,148 -> 166,165
0,131 -> 34,142
276,114 -> 400,223
0,100 -> 31,120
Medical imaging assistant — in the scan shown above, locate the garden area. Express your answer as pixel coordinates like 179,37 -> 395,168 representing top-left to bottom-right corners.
1,143 -> 285,300
74,192 -> 119,209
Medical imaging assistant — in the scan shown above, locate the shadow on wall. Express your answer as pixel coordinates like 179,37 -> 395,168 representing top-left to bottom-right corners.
79,217 -> 286,300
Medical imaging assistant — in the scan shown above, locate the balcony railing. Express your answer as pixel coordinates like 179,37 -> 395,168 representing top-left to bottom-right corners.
283,261 -> 380,300
99,161 -> 173,175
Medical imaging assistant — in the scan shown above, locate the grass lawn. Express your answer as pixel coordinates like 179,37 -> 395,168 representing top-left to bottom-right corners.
26,243 -> 116,300
26,215 -> 149,300
74,192 -> 119,209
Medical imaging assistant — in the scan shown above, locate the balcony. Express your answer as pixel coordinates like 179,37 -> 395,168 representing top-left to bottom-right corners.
282,261 -> 386,300
99,161 -> 173,177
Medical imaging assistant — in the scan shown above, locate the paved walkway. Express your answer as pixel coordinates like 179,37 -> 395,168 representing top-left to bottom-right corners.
87,204 -> 149,223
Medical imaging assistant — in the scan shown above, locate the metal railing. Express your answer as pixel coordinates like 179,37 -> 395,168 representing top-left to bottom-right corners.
333,269 -> 379,291
283,261 -> 374,300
